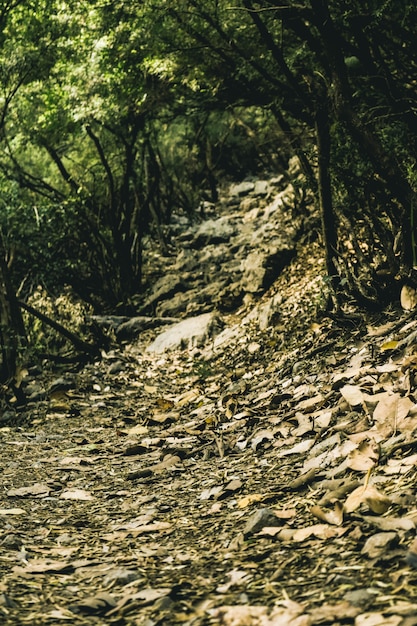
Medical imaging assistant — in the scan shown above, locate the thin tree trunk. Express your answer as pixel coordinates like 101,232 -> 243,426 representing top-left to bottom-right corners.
0,245 -> 25,382
315,97 -> 339,306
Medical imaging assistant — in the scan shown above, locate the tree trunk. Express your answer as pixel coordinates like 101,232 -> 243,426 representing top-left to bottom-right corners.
314,96 -> 340,306
310,0 -> 416,270
0,245 -> 25,383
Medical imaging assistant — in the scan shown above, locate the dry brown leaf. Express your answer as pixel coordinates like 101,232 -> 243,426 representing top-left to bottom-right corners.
107,587 -> 172,615
361,515 -> 415,532
347,439 -> 379,471
277,439 -> 315,457
59,456 -> 94,466
13,558 -> 92,575
153,454 -> 182,472
288,468 -> 321,490
401,284 -> 417,310
237,493 -> 266,508
373,394 -> 400,433
367,321 -> 396,336
175,388 -> 201,407
46,609 -> 80,621
126,424 -> 149,436
60,488 -> 94,501
355,613 -> 403,625
208,600 -> 310,626
201,486 -> 224,500
290,524 -> 346,542
216,569 -> 252,593
313,409 -> 333,429
7,483 -> 51,498
344,485 -> 391,514
148,409 -> 178,424
144,384 -> 158,393
116,522 -> 172,537
68,592 -> 117,615
260,525 -> 288,537
310,502 -> 344,526
0,508 -> 26,515
308,601 -> 361,622
296,393 -> 324,412
340,384 -> 363,407
382,453 -> 417,475
207,604 -> 272,625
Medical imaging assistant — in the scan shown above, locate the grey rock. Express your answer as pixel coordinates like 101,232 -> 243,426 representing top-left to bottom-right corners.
343,589 -> 374,608
229,181 -> 255,196
132,169 -> 309,344
191,217 -> 236,248
146,312 -> 222,353
240,246 -> 295,293
243,507 -> 281,536
115,316 -> 174,340
141,276 -> 187,313
90,315 -> 129,330
155,291 -> 189,317
256,294 -> 282,330
253,180 -> 270,196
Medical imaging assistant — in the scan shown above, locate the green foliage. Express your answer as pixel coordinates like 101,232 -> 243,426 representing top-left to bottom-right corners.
1,0 -> 417,313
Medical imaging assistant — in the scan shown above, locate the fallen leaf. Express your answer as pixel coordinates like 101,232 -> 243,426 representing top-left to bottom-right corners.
237,493 -> 266,508
106,588 -> 172,615
46,609 -> 78,621
60,489 -> 94,501
7,483 -> 51,498
216,569 -> 252,593
355,613 -> 403,625
340,384 -> 363,407
277,439 -> 315,456
208,600 -> 310,626
126,424 -> 149,436
296,393 -> 324,412
310,502 -> 344,526
200,486 -> 224,500
380,340 -> 399,351
347,439 -> 379,471
361,515 -> 415,532
0,508 -> 26,515
344,485 -> 391,514
13,559 -> 91,575
121,522 -> 172,537
309,601 -> 361,622
382,453 -> 417,475
373,394 -> 400,434
290,524 -> 346,542
68,592 -> 117,615
59,456 -> 94,466
401,284 -> 417,310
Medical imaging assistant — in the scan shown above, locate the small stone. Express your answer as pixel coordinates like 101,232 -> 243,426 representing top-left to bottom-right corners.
243,507 -> 281,536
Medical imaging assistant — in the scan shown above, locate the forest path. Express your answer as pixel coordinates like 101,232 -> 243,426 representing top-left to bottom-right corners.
2,240 -> 417,625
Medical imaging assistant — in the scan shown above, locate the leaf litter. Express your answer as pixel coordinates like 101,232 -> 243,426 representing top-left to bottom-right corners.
3,249 -> 417,624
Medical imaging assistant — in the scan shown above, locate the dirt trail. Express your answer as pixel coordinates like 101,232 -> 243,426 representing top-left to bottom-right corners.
2,240 -> 417,625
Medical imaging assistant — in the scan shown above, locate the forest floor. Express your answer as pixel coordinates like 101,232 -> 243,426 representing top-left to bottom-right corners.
2,238 -> 417,625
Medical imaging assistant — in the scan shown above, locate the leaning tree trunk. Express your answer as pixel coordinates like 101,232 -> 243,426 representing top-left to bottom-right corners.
0,245 -> 25,383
